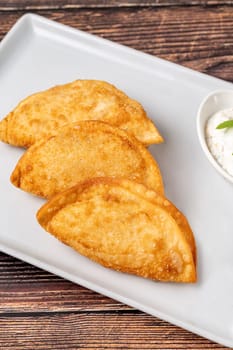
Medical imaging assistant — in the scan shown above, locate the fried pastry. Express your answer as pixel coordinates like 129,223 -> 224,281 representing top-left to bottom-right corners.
11,121 -> 164,198
37,178 -> 196,283
102,178 -> 196,263
0,80 -> 163,147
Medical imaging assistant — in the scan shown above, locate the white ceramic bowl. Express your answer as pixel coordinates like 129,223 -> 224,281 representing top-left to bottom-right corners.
197,89 -> 233,184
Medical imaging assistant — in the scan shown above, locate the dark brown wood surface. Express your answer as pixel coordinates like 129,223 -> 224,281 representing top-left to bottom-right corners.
0,1 -> 232,349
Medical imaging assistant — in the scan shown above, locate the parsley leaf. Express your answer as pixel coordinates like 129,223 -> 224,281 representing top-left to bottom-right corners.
216,120 -> 233,129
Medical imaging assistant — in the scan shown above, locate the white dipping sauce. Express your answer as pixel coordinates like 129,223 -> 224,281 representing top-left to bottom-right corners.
206,108 -> 233,177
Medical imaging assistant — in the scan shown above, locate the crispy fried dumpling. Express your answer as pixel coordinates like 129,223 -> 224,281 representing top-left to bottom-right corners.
37,178 -> 196,283
0,80 -> 163,147
104,178 -> 196,264
11,121 -> 164,198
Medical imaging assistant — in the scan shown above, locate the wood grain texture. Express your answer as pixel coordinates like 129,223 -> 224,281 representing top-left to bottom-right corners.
0,0 -> 232,11
0,7 -> 232,82
0,311 -> 228,350
0,2 -> 232,349
0,253 -> 124,313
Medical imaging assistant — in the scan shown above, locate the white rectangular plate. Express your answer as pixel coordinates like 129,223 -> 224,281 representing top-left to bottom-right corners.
0,14 -> 233,347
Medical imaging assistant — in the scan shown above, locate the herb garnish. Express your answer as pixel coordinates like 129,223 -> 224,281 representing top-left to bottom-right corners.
216,120 -> 233,130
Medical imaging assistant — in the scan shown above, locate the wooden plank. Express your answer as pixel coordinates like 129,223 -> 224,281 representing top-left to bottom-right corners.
0,1 -> 232,11
0,282 -> 126,313
0,312 -> 228,349
0,253 -> 128,312
0,7 -> 232,79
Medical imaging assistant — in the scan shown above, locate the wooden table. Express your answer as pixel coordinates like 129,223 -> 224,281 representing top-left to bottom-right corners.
0,1 -> 232,349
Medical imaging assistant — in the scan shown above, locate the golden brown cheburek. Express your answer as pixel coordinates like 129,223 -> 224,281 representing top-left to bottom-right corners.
10,121 -> 164,198
102,178 -> 196,264
113,178 -> 196,264
37,178 -> 196,283
0,80 -> 163,147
